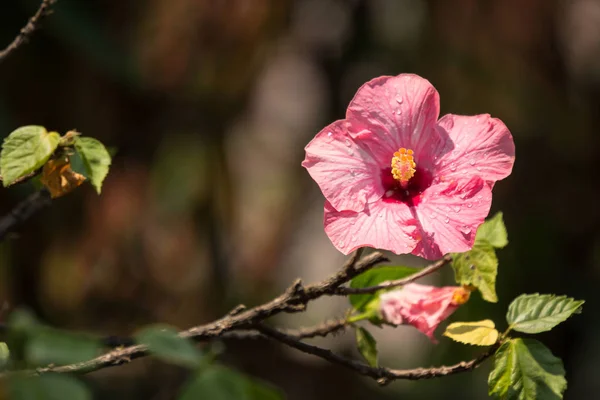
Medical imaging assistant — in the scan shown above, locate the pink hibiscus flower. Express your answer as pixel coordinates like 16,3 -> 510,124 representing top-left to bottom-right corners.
302,74 -> 515,259
379,283 -> 470,340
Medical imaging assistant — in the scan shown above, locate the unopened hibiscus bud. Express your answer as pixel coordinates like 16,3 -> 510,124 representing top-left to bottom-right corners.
379,283 -> 471,341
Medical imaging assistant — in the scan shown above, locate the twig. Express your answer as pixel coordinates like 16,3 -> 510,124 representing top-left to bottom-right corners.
256,324 -> 499,385
0,189 -> 52,242
334,255 -> 453,295
0,251 -> 386,377
282,318 -> 348,340
101,318 -> 350,347
0,0 -> 57,63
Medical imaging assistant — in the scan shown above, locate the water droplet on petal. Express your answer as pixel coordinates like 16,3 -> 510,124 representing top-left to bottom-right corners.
345,139 -> 351,147
467,203 -> 472,208
444,216 -> 450,224
476,166 -> 482,171
327,131 -> 333,137
396,109 -> 402,115
461,226 -> 472,235
469,159 -> 476,166
350,169 -> 357,177
385,190 -> 394,197
450,163 -> 457,172
338,240 -> 344,247
396,96 -> 403,104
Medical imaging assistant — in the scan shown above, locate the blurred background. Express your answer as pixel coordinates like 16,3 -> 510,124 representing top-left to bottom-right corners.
0,0 -> 598,398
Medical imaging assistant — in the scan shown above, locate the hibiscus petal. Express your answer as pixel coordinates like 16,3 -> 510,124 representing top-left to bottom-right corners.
323,199 -> 418,255
302,120 -> 384,212
411,177 -> 493,259
434,114 -> 515,184
345,74 -> 443,169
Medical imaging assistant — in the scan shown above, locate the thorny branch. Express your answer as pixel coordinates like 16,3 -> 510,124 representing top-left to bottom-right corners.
0,250 -> 497,384
0,0 -> 58,63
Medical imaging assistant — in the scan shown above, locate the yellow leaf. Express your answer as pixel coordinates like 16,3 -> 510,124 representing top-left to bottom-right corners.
40,157 -> 86,198
443,319 -> 499,346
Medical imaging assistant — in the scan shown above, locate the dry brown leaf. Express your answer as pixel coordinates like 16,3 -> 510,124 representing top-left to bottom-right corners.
40,157 -> 86,198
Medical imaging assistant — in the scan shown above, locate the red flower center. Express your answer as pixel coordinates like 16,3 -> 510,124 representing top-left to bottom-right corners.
380,164 -> 433,206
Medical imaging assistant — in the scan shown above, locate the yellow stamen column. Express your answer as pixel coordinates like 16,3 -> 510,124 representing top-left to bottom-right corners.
391,148 -> 416,187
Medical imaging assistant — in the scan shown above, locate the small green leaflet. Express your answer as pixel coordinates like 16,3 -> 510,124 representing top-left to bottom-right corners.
349,266 -> 418,311
506,294 -> 584,334
135,325 -> 202,368
355,327 -> 378,367
72,136 -> 112,194
452,212 -> 508,302
0,126 -> 60,186
476,212 -> 508,248
178,366 -> 284,400
452,242 -> 498,302
0,342 -> 9,368
488,338 -> 566,400
9,374 -> 92,400
443,320 -> 499,346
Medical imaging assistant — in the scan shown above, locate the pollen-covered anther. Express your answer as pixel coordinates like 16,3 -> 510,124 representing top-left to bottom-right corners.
391,148 -> 416,184
451,287 -> 471,305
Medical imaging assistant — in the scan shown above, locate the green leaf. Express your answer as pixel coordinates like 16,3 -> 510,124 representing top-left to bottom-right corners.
488,338 -> 566,399
25,328 -> 102,367
5,310 -> 101,368
476,212 -> 508,248
349,266 -> 418,311
9,374 -> 91,400
179,366 -> 283,400
451,212 -> 509,302
135,325 -> 202,368
0,126 -> 60,186
506,294 -> 584,334
0,342 -> 10,368
355,327 -> 378,367
452,242 -> 498,302
73,136 -> 111,193
443,320 -> 499,346
246,379 -> 285,400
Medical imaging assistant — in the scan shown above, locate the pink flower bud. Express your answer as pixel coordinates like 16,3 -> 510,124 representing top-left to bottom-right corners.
379,283 -> 470,341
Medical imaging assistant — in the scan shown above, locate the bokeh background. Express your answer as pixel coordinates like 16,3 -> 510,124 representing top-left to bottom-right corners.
0,0 -> 598,398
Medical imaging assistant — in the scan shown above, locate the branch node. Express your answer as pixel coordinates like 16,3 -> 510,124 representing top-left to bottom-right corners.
286,279 -> 305,297
227,304 -> 247,316
284,303 -> 306,313
376,377 -> 391,386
